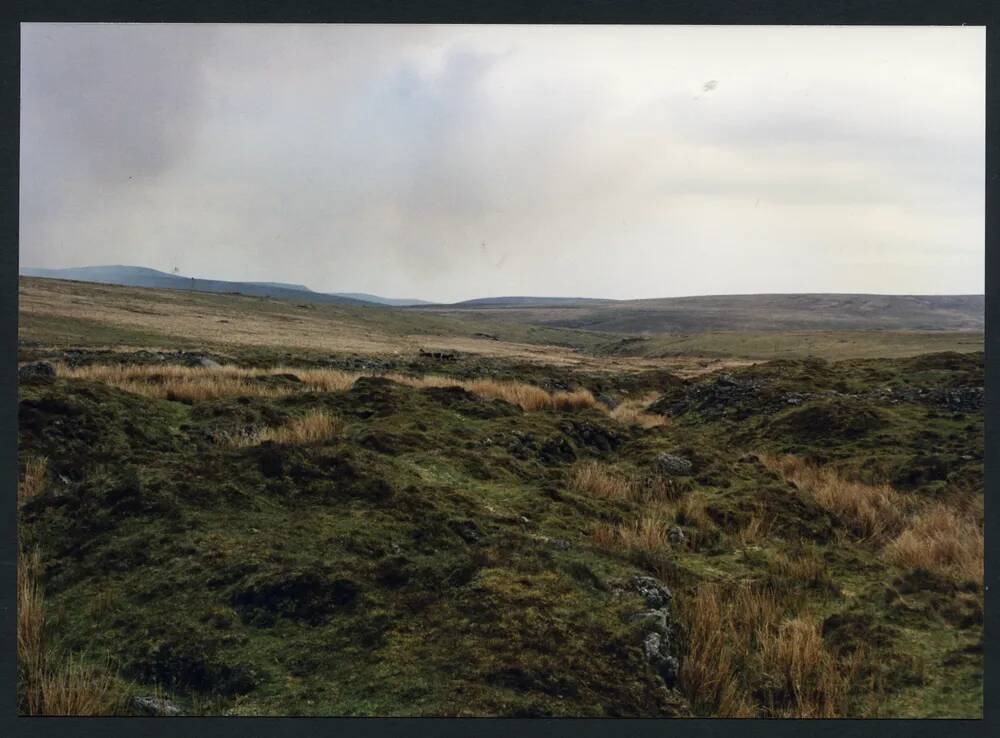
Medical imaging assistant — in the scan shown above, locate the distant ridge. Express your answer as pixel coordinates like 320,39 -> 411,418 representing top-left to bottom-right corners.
417,293 -> 984,332
446,296 -> 618,308
19,266 -> 984,332
18,266 -> 429,307
333,292 -> 433,307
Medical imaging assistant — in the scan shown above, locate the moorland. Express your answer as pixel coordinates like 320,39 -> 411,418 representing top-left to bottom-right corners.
16,275 -> 984,717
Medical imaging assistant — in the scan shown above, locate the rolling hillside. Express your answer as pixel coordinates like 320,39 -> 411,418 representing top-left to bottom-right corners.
417,293 -> 984,333
18,266 -> 431,307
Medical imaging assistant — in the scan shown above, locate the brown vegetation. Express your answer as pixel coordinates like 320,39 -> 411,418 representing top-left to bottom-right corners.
55,363 -> 609,415
760,454 -> 906,541
884,504 -> 984,586
569,461 -> 679,504
17,548 -> 121,715
609,395 -> 669,429
18,456 -> 47,507
227,411 -> 344,448
763,453 -> 983,586
677,583 -> 863,717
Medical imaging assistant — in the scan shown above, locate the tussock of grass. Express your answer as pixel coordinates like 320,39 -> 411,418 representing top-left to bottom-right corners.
609,395 -> 668,429
734,513 -> 770,547
760,454 -> 906,541
884,504 -> 983,586
592,514 -> 670,555
766,549 -> 837,593
569,462 -> 633,501
678,583 -> 861,717
17,548 -> 122,715
17,549 -> 45,687
56,363 -> 603,414
228,411 -> 343,448
57,363 -> 293,401
19,456 -> 48,506
569,461 -> 679,503
763,454 -> 983,586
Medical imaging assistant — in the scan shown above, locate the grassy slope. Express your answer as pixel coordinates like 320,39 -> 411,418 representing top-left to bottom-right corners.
418,293 -> 984,332
20,277 -> 983,362
18,277 -> 611,357
16,352 -> 983,717
16,279 -> 983,716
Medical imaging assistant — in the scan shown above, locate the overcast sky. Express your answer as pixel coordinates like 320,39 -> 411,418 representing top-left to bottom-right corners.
20,24 -> 984,302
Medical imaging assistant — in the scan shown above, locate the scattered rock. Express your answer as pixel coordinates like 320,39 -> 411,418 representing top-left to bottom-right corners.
642,631 -> 679,687
133,695 -> 182,716
654,453 -> 692,476
418,349 -> 458,361
667,526 -> 686,546
18,361 -> 55,380
628,608 -> 670,632
633,575 -> 672,608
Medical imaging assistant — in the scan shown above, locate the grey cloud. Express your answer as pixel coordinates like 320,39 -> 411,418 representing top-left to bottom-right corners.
19,25 -> 984,301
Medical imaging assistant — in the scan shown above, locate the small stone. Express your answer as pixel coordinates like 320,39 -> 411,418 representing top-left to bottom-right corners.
642,632 -> 679,686
133,695 -> 182,716
628,608 -> 670,632
667,526 -> 686,546
654,453 -> 692,476
633,575 -> 672,608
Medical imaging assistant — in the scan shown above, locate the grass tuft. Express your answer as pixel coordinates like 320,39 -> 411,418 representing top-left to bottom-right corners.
228,411 -> 344,448
17,547 -> 122,715
609,394 -> 668,429
18,456 -> 48,506
884,504 -> 983,586
678,583 -> 860,717
760,454 -> 906,541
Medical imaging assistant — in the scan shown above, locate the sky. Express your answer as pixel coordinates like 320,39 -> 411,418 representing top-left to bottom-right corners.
20,24 -> 985,302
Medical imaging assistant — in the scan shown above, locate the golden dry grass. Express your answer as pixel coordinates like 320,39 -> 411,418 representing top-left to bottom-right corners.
734,513 -> 770,547
30,656 -> 121,716
674,492 -> 713,531
17,547 -> 121,715
763,453 -> 983,586
592,514 -> 671,555
608,395 -> 668,429
229,411 -> 344,448
760,454 -> 906,542
55,362 -> 606,414
17,549 -> 45,687
18,456 -> 48,507
56,363 -> 289,400
569,462 -> 634,501
678,583 -> 860,717
884,504 -> 984,586
766,549 -> 836,592
569,461 -> 680,504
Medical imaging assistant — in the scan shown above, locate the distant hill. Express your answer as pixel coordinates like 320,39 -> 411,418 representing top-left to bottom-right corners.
332,292 -> 432,307
18,266 -> 428,308
447,296 -> 618,308
419,293 -> 984,332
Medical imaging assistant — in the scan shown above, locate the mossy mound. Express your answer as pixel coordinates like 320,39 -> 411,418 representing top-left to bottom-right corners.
768,398 -> 888,442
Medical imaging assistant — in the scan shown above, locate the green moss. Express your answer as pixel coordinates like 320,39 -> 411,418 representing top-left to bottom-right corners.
17,350 -> 982,716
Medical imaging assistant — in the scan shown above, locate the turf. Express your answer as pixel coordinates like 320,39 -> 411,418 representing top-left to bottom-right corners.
16,349 -> 983,716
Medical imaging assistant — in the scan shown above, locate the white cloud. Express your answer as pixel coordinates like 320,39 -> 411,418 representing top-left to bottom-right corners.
20,24 -> 984,301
